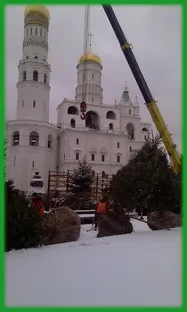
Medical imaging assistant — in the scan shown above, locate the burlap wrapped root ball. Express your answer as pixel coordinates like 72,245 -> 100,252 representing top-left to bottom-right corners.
43,206 -> 81,245
97,214 -> 133,238
147,210 -> 181,231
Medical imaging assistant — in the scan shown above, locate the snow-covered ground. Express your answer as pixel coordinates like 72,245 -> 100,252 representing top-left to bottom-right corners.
6,220 -> 181,307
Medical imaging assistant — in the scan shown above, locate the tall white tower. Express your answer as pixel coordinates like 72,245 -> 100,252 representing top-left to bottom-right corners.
7,5 -> 57,192
75,44 -> 103,105
16,5 -> 51,122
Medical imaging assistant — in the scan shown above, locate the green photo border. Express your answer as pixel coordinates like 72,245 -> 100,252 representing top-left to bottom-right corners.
0,0 -> 184,311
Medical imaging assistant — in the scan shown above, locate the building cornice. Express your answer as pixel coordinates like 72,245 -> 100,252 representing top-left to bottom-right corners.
7,120 -> 58,130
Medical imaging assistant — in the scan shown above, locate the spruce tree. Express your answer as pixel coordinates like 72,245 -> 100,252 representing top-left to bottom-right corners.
111,136 -> 181,215
70,158 -> 93,196
65,158 -> 94,210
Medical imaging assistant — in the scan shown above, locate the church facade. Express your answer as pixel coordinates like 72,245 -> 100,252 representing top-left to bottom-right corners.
6,5 -> 151,192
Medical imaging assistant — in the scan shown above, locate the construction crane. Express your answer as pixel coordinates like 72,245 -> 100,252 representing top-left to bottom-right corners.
101,5 -> 181,174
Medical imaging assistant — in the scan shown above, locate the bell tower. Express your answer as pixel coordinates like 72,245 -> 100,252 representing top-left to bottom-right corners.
75,6 -> 103,106
16,5 -> 51,122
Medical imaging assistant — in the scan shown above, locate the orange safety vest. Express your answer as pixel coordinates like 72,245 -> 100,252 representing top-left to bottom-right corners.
32,199 -> 45,215
40,206 -> 44,215
96,201 -> 106,213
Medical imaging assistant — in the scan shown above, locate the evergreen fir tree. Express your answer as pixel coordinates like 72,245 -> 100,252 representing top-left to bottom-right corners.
64,158 -> 94,210
6,180 -> 44,251
70,157 -> 93,196
111,136 -> 181,215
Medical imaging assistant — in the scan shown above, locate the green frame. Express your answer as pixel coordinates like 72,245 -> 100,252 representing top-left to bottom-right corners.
0,0 -> 184,311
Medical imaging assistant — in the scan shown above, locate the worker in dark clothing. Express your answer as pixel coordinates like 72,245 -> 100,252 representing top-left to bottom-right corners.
52,189 -> 59,208
31,193 -> 45,215
94,196 -> 110,230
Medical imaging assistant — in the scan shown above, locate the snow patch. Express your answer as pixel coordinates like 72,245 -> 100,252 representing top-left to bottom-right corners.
6,221 -> 181,307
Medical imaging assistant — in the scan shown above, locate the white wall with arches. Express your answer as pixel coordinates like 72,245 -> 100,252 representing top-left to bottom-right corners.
57,99 -> 121,132
6,120 -> 57,192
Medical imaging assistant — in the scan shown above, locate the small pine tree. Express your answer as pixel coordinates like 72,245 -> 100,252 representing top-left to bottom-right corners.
65,158 -> 94,210
70,158 -> 93,196
6,180 -> 44,251
111,136 -> 181,216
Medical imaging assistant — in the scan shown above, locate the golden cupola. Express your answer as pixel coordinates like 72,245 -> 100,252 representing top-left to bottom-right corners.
78,51 -> 102,67
24,5 -> 50,21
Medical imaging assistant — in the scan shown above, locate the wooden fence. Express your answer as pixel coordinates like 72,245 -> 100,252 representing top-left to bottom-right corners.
47,170 -> 112,201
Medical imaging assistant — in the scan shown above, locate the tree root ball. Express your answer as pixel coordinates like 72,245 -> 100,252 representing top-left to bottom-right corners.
97,214 -> 133,238
147,210 -> 181,231
43,206 -> 81,245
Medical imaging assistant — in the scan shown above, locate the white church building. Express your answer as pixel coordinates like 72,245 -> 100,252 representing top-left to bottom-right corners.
6,5 -> 151,193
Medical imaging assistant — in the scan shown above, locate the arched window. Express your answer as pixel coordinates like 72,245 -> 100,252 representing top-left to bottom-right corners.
33,70 -> 38,81
71,119 -> 75,128
142,127 -> 149,140
76,152 -> 79,160
23,71 -> 26,81
129,109 -> 131,115
92,170 -> 95,177
29,131 -> 39,146
129,146 -> 132,152
35,27 -> 37,35
12,131 -> 20,146
142,127 -> 148,132
44,74 -> 47,84
126,123 -> 135,140
68,106 -> 78,115
106,111 -> 116,120
40,28 -> 42,36
102,171 -> 105,178
86,111 -> 100,129
109,123 -> 113,130
30,27 -> 32,35
13,155 -> 16,167
117,142 -> 120,148
47,134 -> 52,148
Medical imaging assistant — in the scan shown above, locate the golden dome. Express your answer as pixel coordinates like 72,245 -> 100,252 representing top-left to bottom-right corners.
78,52 -> 102,66
24,5 -> 50,21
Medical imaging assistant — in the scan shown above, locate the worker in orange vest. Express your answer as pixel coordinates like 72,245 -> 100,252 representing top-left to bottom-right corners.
94,196 -> 110,231
31,193 -> 45,216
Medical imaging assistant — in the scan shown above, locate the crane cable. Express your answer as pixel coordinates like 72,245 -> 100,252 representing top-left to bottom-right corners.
80,5 -> 90,120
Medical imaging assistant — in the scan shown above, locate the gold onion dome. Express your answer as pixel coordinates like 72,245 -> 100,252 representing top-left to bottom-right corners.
24,5 -> 50,21
78,52 -> 102,66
